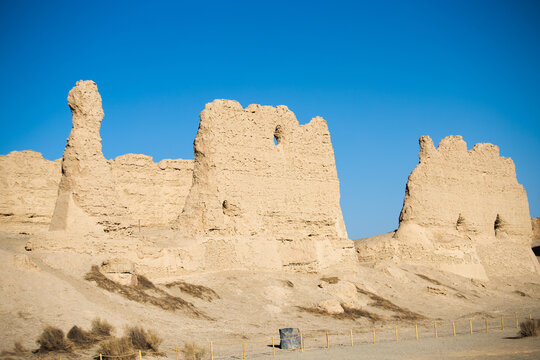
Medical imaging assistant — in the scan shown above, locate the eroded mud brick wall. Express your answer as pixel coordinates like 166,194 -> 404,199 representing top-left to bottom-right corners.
177,100 -> 348,240
110,155 -> 194,227
0,151 -> 61,230
399,135 -> 532,242
49,80 -> 133,233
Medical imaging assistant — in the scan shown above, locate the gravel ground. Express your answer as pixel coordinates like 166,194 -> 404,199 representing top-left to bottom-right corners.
238,327 -> 540,360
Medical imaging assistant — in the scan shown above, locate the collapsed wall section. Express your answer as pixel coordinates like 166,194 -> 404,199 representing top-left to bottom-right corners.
176,100 -> 348,241
355,135 -> 539,280
0,151 -> 61,232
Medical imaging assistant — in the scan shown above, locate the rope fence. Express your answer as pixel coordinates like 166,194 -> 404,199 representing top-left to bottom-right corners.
57,311 -> 537,360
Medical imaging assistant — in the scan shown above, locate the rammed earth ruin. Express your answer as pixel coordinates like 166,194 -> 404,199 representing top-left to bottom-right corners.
0,80 -> 538,279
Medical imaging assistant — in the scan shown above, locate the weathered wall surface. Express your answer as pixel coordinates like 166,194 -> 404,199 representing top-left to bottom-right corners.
355,135 -> 539,280
0,151 -> 61,232
532,217 -> 540,248
110,154 -> 193,227
49,80 -> 133,234
176,100 -> 348,241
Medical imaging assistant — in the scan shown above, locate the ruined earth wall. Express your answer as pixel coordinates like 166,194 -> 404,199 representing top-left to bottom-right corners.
355,135 -> 539,280
177,100 -> 348,241
0,151 -> 61,231
399,136 -> 532,241
49,80 -> 132,234
110,154 -> 194,227
532,217 -> 540,248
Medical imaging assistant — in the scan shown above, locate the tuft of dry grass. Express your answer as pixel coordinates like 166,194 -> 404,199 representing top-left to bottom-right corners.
356,286 -> 425,321
320,276 -> 340,284
519,319 -> 540,337
297,305 -> 383,322
181,342 -> 207,360
283,280 -> 294,288
91,318 -> 115,339
67,325 -> 96,347
97,337 -> 136,360
415,273 -> 459,292
36,326 -> 73,353
85,266 -> 208,318
126,326 -> 163,354
165,281 -> 220,301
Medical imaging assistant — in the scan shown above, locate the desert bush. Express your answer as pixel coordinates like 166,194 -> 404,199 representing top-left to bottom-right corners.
97,337 -> 136,360
520,319 -> 540,337
181,342 -> 207,360
67,325 -> 96,347
320,276 -> 339,284
36,326 -> 73,352
91,318 -> 114,338
85,266 -> 208,318
165,281 -> 220,301
126,326 -> 163,353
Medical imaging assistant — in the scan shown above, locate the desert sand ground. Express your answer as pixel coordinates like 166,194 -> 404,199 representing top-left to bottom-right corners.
1,230 -> 539,359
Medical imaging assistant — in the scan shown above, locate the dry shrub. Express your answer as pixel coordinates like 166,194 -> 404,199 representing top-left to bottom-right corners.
97,337 -> 136,360
320,276 -> 339,284
356,286 -> 425,321
519,319 -> 540,337
126,326 -> 163,354
91,318 -> 114,338
415,273 -> 459,292
85,266 -> 208,318
165,281 -> 220,301
67,325 -> 96,347
36,326 -> 73,353
297,305 -> 382,322
283,280 -> 294,288
181,342 -> 207,360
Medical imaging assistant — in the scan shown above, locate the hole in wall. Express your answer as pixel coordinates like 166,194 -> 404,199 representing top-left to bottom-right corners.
494,214 -> 503,234
532,246 -> 540,257
456,214 -> 465,231
273,125 -> 282,146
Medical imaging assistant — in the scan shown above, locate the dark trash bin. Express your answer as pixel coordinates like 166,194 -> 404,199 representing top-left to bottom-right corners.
279,328 -> 301,349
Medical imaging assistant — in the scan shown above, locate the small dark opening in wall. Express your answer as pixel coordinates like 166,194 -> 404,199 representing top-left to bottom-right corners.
494,214 -> 503,233
274,125 -> 282,146
456,214 -> 465,230
532,246 -> 540,256
222,200 -> 228,209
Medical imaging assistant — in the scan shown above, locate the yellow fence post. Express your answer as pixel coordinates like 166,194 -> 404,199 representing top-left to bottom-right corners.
326,331 -> 329,348
501,316 -> 504,330
515,313 -> 518,328
350,329 -> 354,347
372,327 -> 376,344
272,337 -> 275,356
470,319 -> 473,335
485,318 -> 488,333
415,324 -> 418,340
300,333 -> 304,352
139,350 -> 142,360
530,314 -> 532,320
100,355 -> 103,360
176,346 -> 179,360
452,321 -> 456,336
395,326 -> 398,342
210,342 -> 213,360
242,341 -> 246,360
434,322 -> 437,338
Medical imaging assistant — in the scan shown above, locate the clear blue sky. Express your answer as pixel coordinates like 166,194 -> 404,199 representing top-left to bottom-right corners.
1,0 -> 539,239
